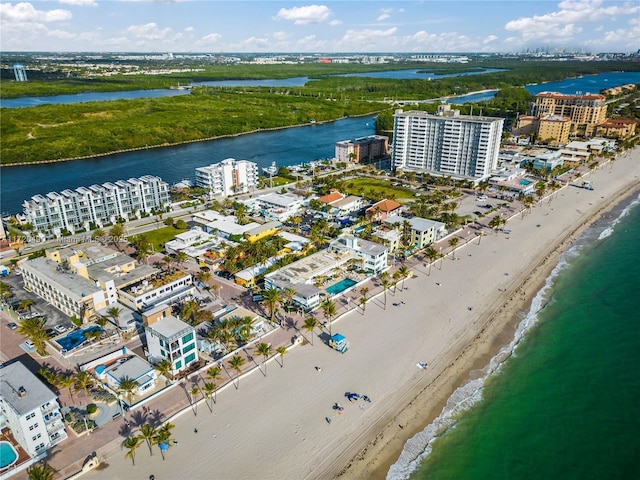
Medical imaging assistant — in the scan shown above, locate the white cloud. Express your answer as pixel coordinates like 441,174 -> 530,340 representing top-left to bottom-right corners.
237,36 -> 270,50
47,29 -> 77,38
275,5 -> 333,25
126,22 -> 172,40
297,34 -> 327,50
505,0 -> 639,42
58,0 -> 97,6
0,2 -> 72,22
329,19 -> 342,26
341,27 -> 397,48
184,26 -> 194,32
377,13 -> 390,22
200,33 -> 221,43
483,35 -> 498,44
272,31 -> 291,41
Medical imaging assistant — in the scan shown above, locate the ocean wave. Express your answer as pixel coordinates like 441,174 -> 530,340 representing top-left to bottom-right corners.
597,192 -> 640,240
386,257 -> 570,480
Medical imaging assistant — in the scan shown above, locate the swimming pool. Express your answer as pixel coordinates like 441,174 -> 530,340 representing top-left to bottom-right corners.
326,278 -> 357,296
519,179 -> 533,185
0,441 -> 18,469
55,326 -> 104,353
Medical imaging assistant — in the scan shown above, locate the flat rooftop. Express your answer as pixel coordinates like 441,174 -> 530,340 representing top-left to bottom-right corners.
23,257 -> 102,301
266,249 -> 352,285
0,362 -> 57,415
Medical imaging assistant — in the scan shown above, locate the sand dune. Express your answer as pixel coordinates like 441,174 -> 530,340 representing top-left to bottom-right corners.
87,149 -> 640,480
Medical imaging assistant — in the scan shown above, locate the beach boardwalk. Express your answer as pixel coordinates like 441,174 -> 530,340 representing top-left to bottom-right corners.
329,333 -> 350,353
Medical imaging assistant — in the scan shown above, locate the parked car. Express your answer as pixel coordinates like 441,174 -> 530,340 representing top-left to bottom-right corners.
25,340 -> 35,349
54,324 -> 67,334
7,322 -> 17,330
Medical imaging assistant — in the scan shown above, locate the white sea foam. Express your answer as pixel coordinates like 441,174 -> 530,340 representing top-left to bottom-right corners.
386,257 -> 570,480
387,192 -> 640,480
597,192 -> 640,240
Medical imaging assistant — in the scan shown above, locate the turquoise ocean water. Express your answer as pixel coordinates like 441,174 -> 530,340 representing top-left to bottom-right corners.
389,192 -> 640,480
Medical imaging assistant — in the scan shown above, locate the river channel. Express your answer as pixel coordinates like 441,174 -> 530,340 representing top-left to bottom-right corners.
2,71 -> 638,215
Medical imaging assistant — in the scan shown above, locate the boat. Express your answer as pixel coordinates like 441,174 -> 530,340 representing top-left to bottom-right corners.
262,161 -> 277,176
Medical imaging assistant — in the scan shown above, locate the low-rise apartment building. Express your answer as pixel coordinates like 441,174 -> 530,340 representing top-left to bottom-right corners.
0,362 -> 67,460
383,215 -> 446,250
143,304 -> 198,375
22,175 -> 169,236
335,135 -> 388,163
195,158 -> 259,197
21,243 -> 154,322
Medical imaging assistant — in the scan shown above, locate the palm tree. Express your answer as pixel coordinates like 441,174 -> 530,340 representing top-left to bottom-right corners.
276,345 -> 288,368
380,277 -> 390,309
262,288 -> 281,325
228,355 -> 246,389
320,299 -> 337,335
154,358 -> 173,384
138,423 -> 158,456
58,374 -> 76,406
196,270 -> 212,289
175,251 -> 189,269
73,371 -> 95,400
154,428 -> 174,461
392,270 -> 402,293
398,265 -> 410,290
107,306 -> 122,331
202,382 -> 218,411
117,377 -> 140,406
255,342 -> 272,376
109,223 -> 125,251
162,255 -> 174,272
18,298 -> 34,313
124,436 -> 142,466
180,299 -> 201,324
0,281 -> 13,303
27,462 -> 57,480
189,386 -> 200,416
301,316 -> 319,345
448,237 -> 459,259
359,287 -> 369,313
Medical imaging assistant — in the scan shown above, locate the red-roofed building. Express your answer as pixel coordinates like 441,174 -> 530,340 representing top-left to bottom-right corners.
317,189 -> 345,205
365,199 -> 402,222
596,118 -> 637,138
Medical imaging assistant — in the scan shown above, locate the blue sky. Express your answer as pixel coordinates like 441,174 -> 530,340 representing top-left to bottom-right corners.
1,1 -> 638,53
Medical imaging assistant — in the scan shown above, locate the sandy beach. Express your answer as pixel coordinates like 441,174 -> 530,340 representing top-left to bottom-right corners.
84,148 -> 640,480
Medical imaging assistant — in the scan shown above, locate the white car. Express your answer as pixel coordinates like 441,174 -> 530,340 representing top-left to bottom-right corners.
54,325 -> 67,334
25,340 -> 35,349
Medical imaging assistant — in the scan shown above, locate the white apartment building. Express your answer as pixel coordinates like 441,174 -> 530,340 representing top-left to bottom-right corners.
330,236 -> 388,274
393,106 -> 504,181
195,158 -> 259,197
0,362 -> 67,460
144,305 -> 198,375
23,175 -> 170,235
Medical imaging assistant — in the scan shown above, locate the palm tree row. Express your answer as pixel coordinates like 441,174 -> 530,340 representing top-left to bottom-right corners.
205,315 -> 255,354
124,421 -> 176,465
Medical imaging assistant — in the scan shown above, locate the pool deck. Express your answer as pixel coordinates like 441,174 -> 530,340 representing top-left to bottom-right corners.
0,428 -> 31,475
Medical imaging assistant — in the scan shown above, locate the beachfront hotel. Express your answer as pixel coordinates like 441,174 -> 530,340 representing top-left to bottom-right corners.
195,158 -> 259,197
530,91 -> 607,137
335,135 -> 389,163
392,105 -> 504,181
0,362 -> 67,463
22,175 -> 170,236
20,242 -> 165,322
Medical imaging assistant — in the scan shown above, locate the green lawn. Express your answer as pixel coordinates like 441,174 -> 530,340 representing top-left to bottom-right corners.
342,177 -> 416,201
132,226 -> 187,251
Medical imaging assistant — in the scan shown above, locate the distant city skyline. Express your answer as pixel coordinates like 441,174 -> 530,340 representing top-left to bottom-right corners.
1,1 -> 638,54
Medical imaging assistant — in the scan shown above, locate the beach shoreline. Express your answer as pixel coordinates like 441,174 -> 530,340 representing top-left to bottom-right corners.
82,148 -> 640,480
338,165 -> 640,480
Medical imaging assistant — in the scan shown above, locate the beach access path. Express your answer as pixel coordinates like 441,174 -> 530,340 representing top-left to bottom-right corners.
78,148 -> 640,480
